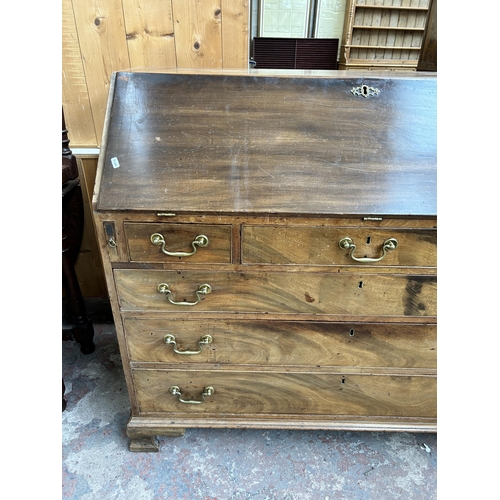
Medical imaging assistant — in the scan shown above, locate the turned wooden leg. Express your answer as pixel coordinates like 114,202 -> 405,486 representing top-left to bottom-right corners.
62,187 -> 95,355
62,378 -> 67,412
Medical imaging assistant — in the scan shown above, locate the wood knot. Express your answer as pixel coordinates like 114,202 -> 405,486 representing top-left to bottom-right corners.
194,41 -> 200,50
214,8 -> 221,16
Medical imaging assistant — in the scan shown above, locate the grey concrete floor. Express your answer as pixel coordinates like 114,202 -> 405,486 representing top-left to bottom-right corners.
62,299 -> 437,499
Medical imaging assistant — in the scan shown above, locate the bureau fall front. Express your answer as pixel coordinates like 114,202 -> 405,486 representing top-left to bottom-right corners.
92,70 -> 437,451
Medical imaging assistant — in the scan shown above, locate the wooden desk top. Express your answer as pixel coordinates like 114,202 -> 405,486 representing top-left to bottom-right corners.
96,71 -> 436,217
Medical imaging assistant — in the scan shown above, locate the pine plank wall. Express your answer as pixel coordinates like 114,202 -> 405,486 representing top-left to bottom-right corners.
62,0 -> 250,297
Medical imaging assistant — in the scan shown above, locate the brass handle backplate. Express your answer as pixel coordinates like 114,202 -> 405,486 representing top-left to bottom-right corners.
157,283 -> 212,306
150,232 -> 209,257
339,237 -> 398,263
164,334 -> 213,355
169,385 -> 214,404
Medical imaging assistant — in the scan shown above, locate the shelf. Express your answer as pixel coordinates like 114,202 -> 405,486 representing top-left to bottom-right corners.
341,60 -> 419,66
353,25 -> 425,30
354,4 -> 429,10
340,0 -> 434,71
345,45 -> 421,50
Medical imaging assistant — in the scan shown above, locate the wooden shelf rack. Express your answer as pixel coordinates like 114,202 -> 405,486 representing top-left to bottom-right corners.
339,0 -> 433,71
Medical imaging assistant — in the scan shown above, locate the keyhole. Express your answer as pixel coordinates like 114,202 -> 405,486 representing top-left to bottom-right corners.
341,377 -> 346,384
358,281 -> 364,289
349,329 -> 355,337
366,236 -> 371,244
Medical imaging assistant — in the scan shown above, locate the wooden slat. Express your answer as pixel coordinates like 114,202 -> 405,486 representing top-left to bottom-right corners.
221,0 -> 249,69
72,0 -> 131,147
172,0 -> 223,69
62,0 -> 96,147
63,1 -> 252,149
353,25 -> 425,30
122,0 -> 177,69
355,5 -> 429,10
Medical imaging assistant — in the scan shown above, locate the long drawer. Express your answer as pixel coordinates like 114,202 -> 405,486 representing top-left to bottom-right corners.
242,226 -> 436,267
114,269 -> 436,317
124,318 -> 436,368
132,369 -> 437,418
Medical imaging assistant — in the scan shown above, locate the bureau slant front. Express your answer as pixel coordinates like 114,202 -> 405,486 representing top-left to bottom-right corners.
92,71 -> 437,452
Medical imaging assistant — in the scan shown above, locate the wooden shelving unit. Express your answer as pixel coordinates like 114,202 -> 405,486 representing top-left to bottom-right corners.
339,0 -> 433,71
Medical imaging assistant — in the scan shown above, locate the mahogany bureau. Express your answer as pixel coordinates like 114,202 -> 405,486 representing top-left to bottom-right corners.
92,70 -> 437,452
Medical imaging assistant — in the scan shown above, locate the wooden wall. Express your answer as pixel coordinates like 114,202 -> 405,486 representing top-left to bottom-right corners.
63,0 -> 250,148
63,0 -> 250,297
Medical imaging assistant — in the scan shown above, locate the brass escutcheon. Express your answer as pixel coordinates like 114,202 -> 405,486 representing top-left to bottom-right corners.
351,85 -> 380,98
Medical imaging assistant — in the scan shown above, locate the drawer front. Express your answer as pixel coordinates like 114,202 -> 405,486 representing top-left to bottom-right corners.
132,369 -> 437,418
124,223 -> 232,263
124,318 -> 436,368
242,226 -> 436,267
114,270 -> 436,317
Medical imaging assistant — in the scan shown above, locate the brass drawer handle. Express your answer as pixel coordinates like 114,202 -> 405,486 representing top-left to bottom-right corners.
164,334 -> 213,355
150,232 -> 209,257
339,237 -> 398,263
169,385 -> 214,404
157,283 -> 212,306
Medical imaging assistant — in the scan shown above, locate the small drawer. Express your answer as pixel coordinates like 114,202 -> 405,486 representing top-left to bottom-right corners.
132,369 -> 437,418
114,269 -> 437,318
242,226 -> 436,267
124,318 -> 436,369
124,223 -> 232,263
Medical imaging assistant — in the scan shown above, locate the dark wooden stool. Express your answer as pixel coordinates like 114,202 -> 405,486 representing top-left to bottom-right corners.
62,109 -> 95,411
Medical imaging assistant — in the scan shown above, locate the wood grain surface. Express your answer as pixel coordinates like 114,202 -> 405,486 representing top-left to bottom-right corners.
124,318 -> 436,368
125,223 -> 232,263
242,225 -> 436,267
132,369 -> 437,417
114,269 -> 436,317
97,72 -> 436,216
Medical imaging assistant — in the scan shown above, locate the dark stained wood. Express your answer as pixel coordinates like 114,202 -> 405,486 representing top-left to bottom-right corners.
418,0 -> 437,72
62,108 -> 79,185
97,72 -> 436,216
62,109 -> 95,356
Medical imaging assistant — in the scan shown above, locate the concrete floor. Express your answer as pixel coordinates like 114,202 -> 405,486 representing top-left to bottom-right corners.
62,299 -> 437,500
